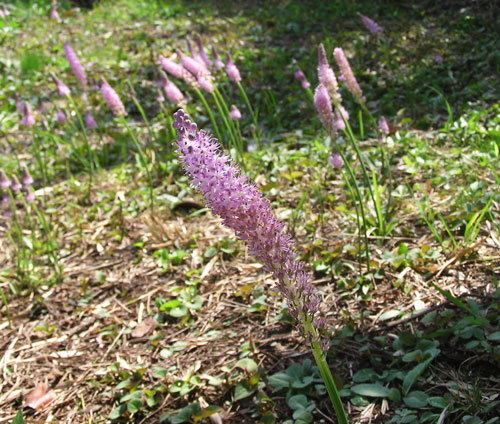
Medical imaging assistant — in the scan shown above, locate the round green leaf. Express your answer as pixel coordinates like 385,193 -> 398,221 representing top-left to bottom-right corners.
351,383 -> 392,398
403,391 -> 428,408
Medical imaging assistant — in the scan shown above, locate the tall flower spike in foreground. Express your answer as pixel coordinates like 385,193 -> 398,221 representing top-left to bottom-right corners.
333,47 -> 365,103
318,44 -> 341,103
225,53 -> 241,83
173,109 -> 328,350
64,42 -> 87,88
101,78 -> 127,117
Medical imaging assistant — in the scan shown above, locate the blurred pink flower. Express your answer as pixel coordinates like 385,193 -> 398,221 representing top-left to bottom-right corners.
212,47 -> 225,71
226,54 -> 241,82
435,54 -> 444,64
11,176 -> 22,193
51,7 -> 61,22
198,75 -> 215,93
85,109 -> 98,130
177,49 -> 209,76
160,71 -> 184,105
378,116 -> 390,135
295,67 -> 311,89
196,37 -> 212,69
318,44 -> 340,102
101,78 -> 127,117
0,170 -> 10,190
64,42 -> 87,88
187,39 -> 205,66
330,150 -> 344,168
26,187 -> 35,203
52,75 -> 71,97
20,103 -> 36,127
230,105 -> 242,120
314,84 -> 335,134
22,167 -> 34,186
359,14 -> 384,36
334,47 -> 364,103
56,109 -> 67,125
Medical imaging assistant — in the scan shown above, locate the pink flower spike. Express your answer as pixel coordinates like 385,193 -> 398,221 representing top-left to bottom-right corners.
314,84 -> 335,135
187,39 -> 204,65
359,14 -> 384,36
160,71 -> 184,105
378,117 -> 390,135
51,7 -> 61,22
212,47 -> 225,71
333,47 -> 365,103
226,53 -> 241,82
22,167 -> 34,186
158,55 -> 184,79
177,49 -> 209,77
196,37 -> 212,69
52,75 -> 71,97
173,109 -> 329,350
230,105 -> 242,121
20,103 -> 36,127
11,176 -> 22,193
295,67 -> 311,89
330,150 -> 344,168
85,109 -> 97,130
317,44 -> 340,102
15,94 -> 25,114
101,78 -> 127,117
26,187 -> 36,204
3,5 -> 9,16
56,109 -> 67,125
1,170 -> 11,190
64,42 -> 87,88
197,75 -> 215,93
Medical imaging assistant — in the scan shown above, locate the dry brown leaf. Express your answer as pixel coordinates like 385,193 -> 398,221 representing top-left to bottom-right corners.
131,318 -> 157,338
25,383 -> 56,410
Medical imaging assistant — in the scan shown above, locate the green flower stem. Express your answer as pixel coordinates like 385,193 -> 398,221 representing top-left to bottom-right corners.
130,93 -> 160,145
120,117 -> 154,212
0,287 -> 11,326
336,105 -> 384,239
30,200 -> 62,281
302,318 -> 348,424
236,81 -> 261,145
337,167 -> 363,271
332,139 -> 371,272
311,343 -> 348,424
30,130 -> 47,205
68,94 -> 95,202
211,90 -> 246,170
212,88 -> 240,149
194,88 -> 223,144
8,190 -> 27,277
